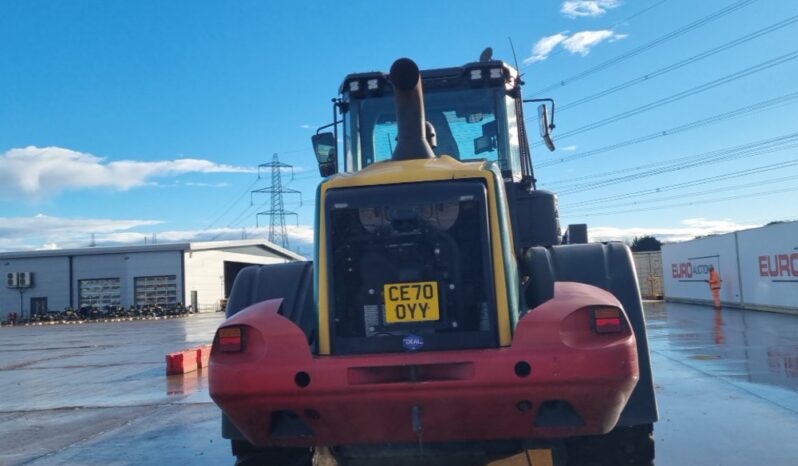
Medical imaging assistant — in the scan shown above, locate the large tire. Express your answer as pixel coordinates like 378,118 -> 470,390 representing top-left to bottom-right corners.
566,424 -> 655,466
226,261 -> 316,345
223,261 -> 316,465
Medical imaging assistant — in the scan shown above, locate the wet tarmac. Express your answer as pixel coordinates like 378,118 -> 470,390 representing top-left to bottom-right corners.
1,303 -> 797,465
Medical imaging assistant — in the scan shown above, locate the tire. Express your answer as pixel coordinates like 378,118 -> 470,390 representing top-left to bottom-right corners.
226,261 -> 316,345
566,424 -> 655,466
223,261 -> 316,464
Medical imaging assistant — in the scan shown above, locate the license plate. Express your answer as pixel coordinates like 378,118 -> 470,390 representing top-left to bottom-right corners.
383,281 -> 440,323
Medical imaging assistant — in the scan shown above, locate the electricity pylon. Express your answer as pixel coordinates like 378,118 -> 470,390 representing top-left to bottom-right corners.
251,153 -> 301,249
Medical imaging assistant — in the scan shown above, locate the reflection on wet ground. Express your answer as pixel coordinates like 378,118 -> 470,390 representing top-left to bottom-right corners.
0,313 -> 228,465
1,303 -> 798,465
645,301 -> 798,414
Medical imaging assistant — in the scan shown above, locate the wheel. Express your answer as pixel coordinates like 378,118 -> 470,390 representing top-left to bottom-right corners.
231,439 -> 313,466
226,261 -> 316,345
566,424 -> 655,466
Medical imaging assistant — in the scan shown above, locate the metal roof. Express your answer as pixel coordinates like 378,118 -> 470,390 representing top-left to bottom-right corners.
0,239 -> 305,261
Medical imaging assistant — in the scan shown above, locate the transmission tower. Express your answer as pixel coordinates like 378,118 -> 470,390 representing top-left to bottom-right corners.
251,153 -> 301,249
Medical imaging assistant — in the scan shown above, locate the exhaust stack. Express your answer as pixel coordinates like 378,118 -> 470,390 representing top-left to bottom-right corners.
389,58 -> 436,161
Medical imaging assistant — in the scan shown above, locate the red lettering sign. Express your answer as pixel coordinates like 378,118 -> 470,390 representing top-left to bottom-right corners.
671,262 -> 695,279
778,255 -> 791,277
759,253 -> 798,277
759,256 -> 769,277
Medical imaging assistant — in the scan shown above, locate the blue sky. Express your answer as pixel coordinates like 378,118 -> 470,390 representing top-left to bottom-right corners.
1,0 -> 797,254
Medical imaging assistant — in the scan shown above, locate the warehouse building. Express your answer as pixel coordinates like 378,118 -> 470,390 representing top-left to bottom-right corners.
1,240 -> 303,319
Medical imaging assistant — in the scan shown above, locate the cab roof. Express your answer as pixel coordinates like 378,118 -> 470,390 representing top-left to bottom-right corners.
339,60 -> 521,95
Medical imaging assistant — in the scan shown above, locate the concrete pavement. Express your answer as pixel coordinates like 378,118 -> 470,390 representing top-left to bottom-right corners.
1,303 -> 797,465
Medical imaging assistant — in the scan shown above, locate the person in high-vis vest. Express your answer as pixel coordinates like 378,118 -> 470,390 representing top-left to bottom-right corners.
706,266 -> 722,309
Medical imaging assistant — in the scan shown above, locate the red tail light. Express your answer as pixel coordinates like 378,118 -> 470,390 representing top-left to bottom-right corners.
218,326 -> 244,352
592,308 -> 623,334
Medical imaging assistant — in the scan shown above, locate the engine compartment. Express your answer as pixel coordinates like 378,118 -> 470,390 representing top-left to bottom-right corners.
324,180 -> 499,355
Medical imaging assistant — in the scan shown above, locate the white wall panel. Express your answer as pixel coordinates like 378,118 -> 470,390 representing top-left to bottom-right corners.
0,257 -> 70,317
737,222 -> 798,309
73,252 -> 182,307
662,234 -> 741,305
183,250 -> 286,311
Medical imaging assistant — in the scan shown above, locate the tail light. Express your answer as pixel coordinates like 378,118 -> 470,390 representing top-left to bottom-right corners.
592,308 -> 624,334
218,326 -> 245,352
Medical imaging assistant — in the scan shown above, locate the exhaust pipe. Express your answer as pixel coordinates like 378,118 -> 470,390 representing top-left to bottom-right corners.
389,58 -> 436,161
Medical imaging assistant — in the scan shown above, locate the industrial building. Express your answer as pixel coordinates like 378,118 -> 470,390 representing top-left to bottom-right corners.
1,240 -> 303,319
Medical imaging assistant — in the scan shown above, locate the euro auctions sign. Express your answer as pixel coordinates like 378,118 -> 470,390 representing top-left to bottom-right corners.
671,261 -> 718,280
758,253 -> 798,279
662,234 -> 738,304
662,221 -> 798,311
738,221 -> 798,309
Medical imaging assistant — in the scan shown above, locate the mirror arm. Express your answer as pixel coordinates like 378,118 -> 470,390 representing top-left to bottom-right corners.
316,120 -> 342,135
315,98 -> 346,135
523,98 -> 556,130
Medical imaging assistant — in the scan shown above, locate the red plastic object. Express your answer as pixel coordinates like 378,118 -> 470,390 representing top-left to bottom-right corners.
196,344 -> 212,368
166,349 -> 198,375
210,282 -> 639,447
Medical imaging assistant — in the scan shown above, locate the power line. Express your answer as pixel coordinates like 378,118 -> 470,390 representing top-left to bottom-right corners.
558,143 -> 798,195
207,203 -> 257,241
555,14 -> 798,113
533,49 -> 798,146
546,132 -> 798,192
562,173 -> 798,214
201,177 -> 259,231
561,158 -> 798,207
560,184 -> 798,218
528,0 -> 758,96
536,90 -> 798,169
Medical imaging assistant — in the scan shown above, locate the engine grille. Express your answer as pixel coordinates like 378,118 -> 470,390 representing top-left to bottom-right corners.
324,180 -> 498,355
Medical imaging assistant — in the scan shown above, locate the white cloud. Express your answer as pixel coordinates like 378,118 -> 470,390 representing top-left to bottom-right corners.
561,30 -> 627,56
0,215 -> 315,257
0,146 -> 254,199
299,124 -> 316,129
560,145 -> 578,152
561,0 -> 621,18
524,29 -> 627,64
0,214 -> 162,251
96,225 -> 315,257
181,181 -> 232,188
523,32 -> 569,64
588,218 -> 761,244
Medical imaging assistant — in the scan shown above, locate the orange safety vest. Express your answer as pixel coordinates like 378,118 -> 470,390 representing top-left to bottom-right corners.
709,270 -> 722,290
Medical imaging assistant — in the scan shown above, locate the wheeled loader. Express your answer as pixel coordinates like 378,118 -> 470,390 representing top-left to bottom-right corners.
210,54 -> 658,466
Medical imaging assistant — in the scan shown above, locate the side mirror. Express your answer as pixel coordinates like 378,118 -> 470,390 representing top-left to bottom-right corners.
538,104 -> 556,152
311,132 -> 338,177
